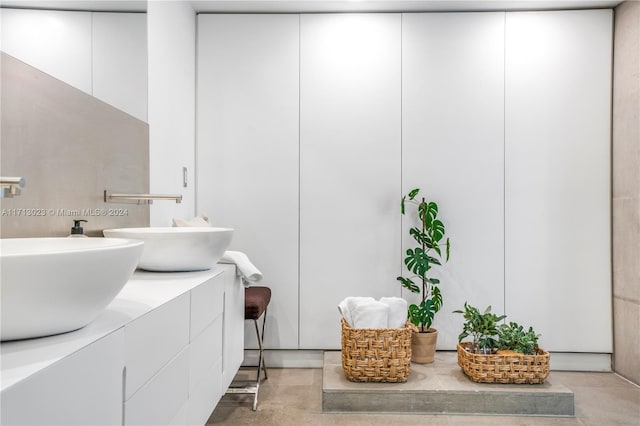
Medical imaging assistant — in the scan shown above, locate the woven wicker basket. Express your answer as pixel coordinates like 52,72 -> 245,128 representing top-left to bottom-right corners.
457,342 -> 550,384
340,318 -> 415,383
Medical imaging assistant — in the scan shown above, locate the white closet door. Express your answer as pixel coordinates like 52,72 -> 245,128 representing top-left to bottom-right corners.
299,14 -> 402,349
0,8 -> 92,94
92,13 -> 147,122
402,12 -> 506,349
505,10 -> 612,352
196,14 -> 300,349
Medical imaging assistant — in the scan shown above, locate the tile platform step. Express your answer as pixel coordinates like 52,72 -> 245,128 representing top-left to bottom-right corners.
322,351 -> 574,416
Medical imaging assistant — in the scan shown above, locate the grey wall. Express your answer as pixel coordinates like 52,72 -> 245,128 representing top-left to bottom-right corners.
612,0 -> 640,385
0,53 -> 149,237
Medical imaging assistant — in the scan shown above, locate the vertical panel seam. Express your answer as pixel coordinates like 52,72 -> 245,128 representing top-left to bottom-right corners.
503,12 -> 507,317
297,13 -> 302,350
400,13 -> 404,298
194,13 -> 199,215
90,12 -> 94,96
608,10 -> 614,359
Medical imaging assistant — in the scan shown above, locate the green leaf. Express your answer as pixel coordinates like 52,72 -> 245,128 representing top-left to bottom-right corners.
427,256 -> 441,266
410,227 -> 429,246
431,286 -> 442,311
408,299 -> 438,330
408,304 -> 421,327
431,219 -> 445,242
408,188 -> 420,200
446,238 -> 450,261
427,202 -> 438,220
404,248 -> 430,276
396,276 -> 420,293
401,195 -> 406,215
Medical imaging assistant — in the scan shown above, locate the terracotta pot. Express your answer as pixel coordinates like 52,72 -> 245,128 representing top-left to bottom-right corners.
411,328 -> 438,363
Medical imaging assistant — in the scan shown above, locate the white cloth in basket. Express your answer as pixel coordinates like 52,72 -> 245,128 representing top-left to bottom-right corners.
338,296 -> 374,327
379,297 -> 408,328
351,300 -> 389,329
338,296 -> 408,328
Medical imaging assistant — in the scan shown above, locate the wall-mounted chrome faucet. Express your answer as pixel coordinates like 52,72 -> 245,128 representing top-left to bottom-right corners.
0,177 -> 25,198
104,190 -> 182,204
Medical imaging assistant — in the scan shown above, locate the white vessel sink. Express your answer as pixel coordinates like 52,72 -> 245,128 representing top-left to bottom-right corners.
0,237 -> 143,341
103,227 -> 234,272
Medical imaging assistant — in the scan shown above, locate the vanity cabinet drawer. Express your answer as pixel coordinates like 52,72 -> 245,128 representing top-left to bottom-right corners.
189,316 -> 223,395
124,347 -> 189,426
186,358 -> 223,425
190,272 -> 225,340
124,293 -> 190,399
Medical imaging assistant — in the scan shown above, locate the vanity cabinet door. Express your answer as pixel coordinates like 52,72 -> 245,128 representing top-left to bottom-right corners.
299,14 -> 402,348
504,10 -> 612,352
1,330 -> 124,426
222,269 -> 245,390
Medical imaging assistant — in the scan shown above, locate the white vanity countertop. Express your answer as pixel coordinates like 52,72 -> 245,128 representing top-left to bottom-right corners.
0,265 -> 232,392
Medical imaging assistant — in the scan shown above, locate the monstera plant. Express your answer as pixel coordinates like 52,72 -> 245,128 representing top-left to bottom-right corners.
397,188 -> 450,363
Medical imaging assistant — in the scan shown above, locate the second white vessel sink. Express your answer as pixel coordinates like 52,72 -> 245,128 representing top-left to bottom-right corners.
103,227 -> 234,272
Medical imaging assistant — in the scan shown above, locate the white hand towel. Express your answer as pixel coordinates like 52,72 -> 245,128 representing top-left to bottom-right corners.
379,297 -> 408,328
172,214 -> 210,227
351,300 -> 389,329
220,251 -> 263,286
338,296 -> 374,327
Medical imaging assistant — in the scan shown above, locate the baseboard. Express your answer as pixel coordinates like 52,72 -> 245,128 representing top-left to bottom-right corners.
549,352 -> 612,371
242,350 -> 325,368
243,350 -> 612,371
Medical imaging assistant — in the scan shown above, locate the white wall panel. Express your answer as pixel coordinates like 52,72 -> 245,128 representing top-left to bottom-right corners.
505,10 -> 612,352
148,1 -> 196,226
299,14 -> 402,349
197,14 -> 300,349
92,12 -> 147,121
402,12 -> 506,350
0,8 -> 92,94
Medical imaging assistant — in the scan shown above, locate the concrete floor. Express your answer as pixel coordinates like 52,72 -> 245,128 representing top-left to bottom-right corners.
209,359 -> 640,425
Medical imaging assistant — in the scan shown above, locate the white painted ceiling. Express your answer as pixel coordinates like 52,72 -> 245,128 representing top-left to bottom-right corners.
0,0 -> 625,13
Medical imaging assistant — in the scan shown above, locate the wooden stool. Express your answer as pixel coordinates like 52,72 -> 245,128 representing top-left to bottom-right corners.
225,286 -> 271,411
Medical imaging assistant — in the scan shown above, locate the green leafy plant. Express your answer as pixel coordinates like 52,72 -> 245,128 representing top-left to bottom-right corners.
397,188 -> 450,332
497,322 -> 540,355
453,302 -> 506,353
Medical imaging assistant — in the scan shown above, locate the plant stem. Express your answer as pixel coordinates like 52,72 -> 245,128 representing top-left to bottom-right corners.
421,197 -> 427,333
421,197 -> 427,304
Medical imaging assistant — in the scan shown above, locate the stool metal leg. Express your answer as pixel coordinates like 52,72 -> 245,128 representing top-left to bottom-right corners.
226,308 -> 268,411
256,307 -> 268,381
251,308 -> 267,410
